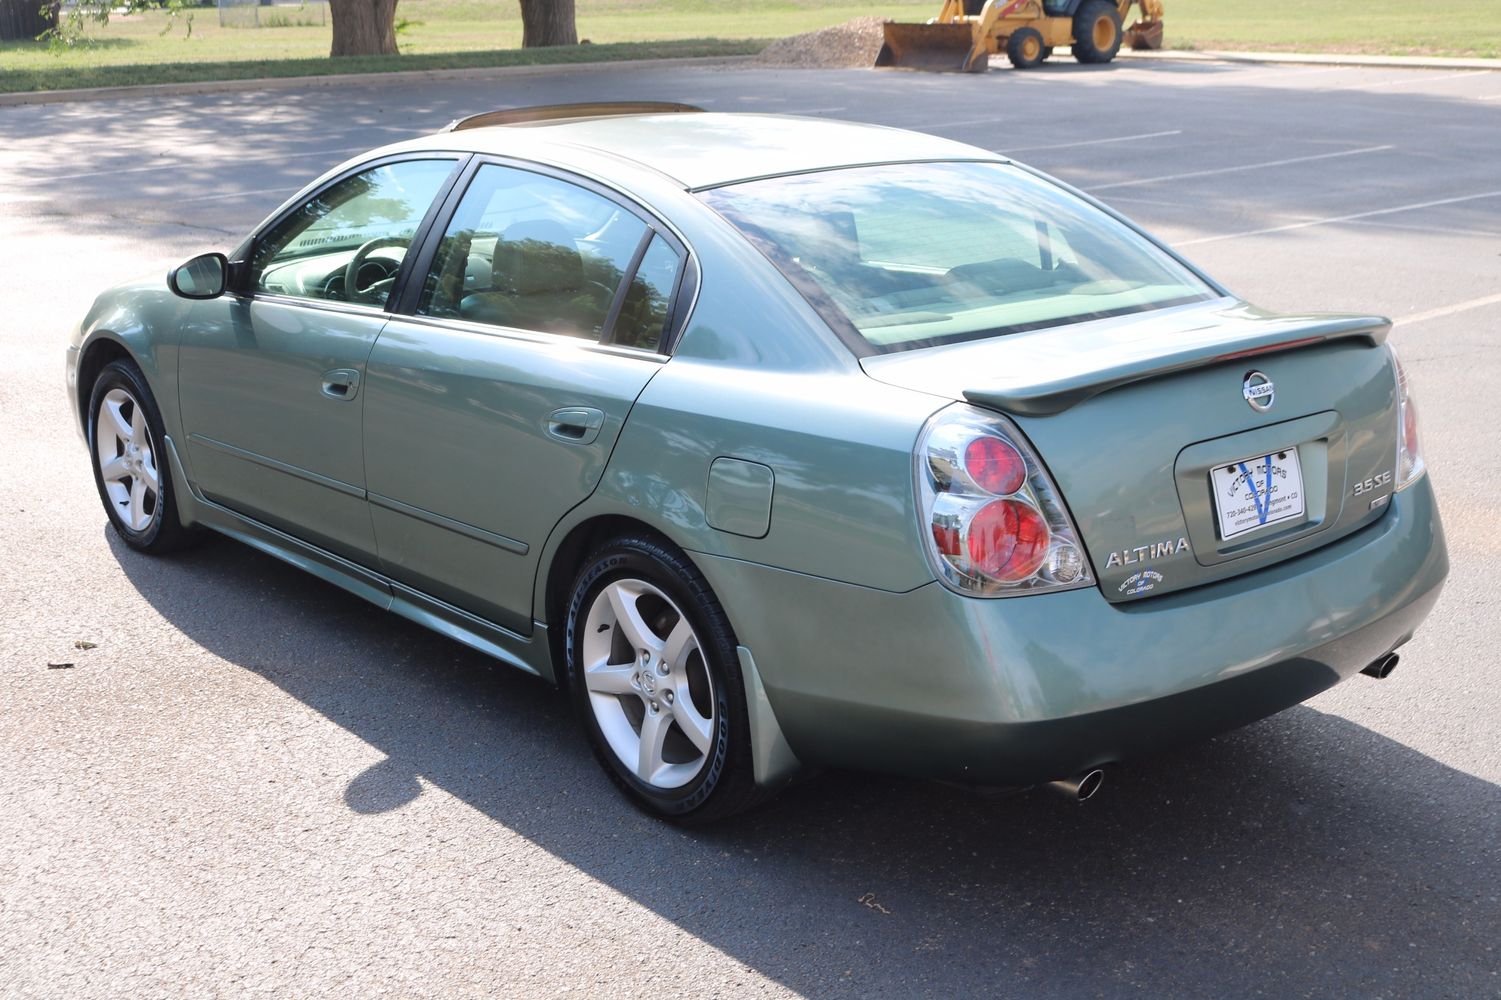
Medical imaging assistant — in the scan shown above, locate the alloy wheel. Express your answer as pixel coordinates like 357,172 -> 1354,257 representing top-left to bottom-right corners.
581,578 -> 717,790
96,387 -> 161,532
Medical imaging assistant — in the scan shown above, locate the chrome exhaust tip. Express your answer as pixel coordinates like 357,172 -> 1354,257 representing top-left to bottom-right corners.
1361,652 -> 1400,679
1045,769 -> 1105,803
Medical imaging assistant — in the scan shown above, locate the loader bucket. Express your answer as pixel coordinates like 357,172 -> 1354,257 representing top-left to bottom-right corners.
875,21 -> 989,73
1125,19 -> 1164,50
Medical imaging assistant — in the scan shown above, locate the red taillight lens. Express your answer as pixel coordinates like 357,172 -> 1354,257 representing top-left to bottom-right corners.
918,405 -> 1094,598
963,436 -> 1026,495
968,499 -> 1050,581
1389,343 -> 1426,490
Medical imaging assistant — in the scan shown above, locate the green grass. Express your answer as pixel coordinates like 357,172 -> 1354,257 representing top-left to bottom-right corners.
1168,0 -> 1501,59
0,0 -> 1496,95
0,1 -> 931,93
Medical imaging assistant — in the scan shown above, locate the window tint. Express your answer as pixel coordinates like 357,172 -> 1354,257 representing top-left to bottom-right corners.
419,164 -> 648,340
612,234 -> 682,351
700,161 -> 1214,354
251,159 -> 454,306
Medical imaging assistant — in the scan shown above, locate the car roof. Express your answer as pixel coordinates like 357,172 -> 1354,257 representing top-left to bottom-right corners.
405,111 -> 1004,191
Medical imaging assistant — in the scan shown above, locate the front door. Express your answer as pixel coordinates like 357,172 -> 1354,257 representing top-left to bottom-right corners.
363,162 -> 688,633
177,157 -> 458,565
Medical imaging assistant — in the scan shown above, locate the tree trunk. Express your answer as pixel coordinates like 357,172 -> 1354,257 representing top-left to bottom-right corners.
328,0 -> 399,56
519,0 -> 576,47
0,0 -> 57,41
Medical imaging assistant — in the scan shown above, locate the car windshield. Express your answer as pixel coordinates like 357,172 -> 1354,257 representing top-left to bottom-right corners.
699,161 -> 1217,354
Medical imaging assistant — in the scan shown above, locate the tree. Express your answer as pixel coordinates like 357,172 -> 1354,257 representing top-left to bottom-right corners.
1,0 -> 59,41
329,0 -> 398,56
519,0 -> 577,47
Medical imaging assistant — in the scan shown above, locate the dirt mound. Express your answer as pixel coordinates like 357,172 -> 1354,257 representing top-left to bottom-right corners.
754,16 -> 889,69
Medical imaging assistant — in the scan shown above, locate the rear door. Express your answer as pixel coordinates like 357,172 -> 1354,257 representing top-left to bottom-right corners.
177,156 -> 460,565
363,160 -> 688,634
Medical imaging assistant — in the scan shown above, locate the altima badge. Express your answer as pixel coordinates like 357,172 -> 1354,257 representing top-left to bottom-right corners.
1243,370 -> 1275,411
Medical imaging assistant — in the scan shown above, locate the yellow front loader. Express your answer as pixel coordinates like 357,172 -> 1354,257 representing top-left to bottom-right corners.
876,0 -> 1164,73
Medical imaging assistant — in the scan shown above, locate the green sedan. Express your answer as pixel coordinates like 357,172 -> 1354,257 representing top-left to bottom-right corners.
65,104 -> 1448,822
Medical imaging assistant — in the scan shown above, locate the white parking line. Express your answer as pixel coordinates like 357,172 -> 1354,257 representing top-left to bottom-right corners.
1090,145 -> 1393,191
997,129 -> 1183,154
175,187 -> 294,204
1177,189 -> 1501,246
37,145 -> 369,183
1361,70 -> 1492,89
1395,293 -> 1501,328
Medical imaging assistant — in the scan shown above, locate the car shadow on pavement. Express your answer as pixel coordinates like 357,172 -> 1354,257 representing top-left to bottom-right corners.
112,530 -> 1498,999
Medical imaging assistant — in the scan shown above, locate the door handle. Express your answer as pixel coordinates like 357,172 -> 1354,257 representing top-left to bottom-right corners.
546,406 -> 605,445
321,368 -> 361,401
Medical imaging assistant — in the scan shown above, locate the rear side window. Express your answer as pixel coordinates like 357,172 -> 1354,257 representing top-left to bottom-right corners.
611,234 -> 682,351
700,161 -> 1215,354
418,163 -> 649,341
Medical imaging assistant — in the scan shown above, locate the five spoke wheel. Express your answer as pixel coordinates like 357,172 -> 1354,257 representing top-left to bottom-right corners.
96,387 -> 161,533
582,578 -> 717,790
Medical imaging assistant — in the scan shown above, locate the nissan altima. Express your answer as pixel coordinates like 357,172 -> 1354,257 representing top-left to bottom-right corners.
66,104 -> 1448,822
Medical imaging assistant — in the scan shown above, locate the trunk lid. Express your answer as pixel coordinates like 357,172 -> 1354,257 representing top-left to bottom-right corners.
862,299 -> 1399,602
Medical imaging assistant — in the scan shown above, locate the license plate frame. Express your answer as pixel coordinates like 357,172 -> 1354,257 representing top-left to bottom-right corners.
1209,448 -> 1306,541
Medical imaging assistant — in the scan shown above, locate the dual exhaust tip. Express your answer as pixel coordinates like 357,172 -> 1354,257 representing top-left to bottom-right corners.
1362,652 -> 1400,679
1045,768 -> 1105,803
1038,654 -> 1399,803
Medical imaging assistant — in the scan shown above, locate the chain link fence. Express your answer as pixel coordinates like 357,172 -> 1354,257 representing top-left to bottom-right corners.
217,0 -> 326,29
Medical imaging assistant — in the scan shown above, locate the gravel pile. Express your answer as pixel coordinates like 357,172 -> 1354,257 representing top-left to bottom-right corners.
754,16 -> 890,69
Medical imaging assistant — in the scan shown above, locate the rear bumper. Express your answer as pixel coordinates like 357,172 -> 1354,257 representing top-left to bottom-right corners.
696,476 -> 1447,785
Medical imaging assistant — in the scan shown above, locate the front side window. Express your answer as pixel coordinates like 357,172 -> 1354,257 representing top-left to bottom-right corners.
699,161 -> 1216,354
418,164 -> 653,341
251,158 -> 455,306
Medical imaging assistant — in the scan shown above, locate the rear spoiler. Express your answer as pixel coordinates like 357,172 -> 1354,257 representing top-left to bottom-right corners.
963,315 -> 1390,417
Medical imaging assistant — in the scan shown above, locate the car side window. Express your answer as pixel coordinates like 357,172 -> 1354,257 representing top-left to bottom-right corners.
611,234 -> 682,351
250,158 -> 454,306
417,163 -> 649,341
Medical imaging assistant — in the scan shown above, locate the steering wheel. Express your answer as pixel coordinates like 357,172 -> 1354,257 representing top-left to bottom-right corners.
344,236 -> 410,304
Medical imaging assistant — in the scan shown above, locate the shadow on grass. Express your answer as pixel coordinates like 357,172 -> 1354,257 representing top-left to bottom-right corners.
0,37 -> 763,94
110,527 -> 1498,999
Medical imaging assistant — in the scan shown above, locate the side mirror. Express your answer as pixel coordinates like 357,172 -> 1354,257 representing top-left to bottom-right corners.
168,252 -> 228,300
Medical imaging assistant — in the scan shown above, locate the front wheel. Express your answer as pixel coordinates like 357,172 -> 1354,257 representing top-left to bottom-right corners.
565,534 -> 762,823
1007,27 -> 1046,69
87,359 -> 199,554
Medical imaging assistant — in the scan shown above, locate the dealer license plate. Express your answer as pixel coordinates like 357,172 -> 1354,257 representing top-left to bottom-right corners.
1210,448 -> 1306,540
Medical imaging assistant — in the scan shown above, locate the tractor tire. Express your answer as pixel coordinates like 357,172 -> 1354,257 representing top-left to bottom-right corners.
1041,45 -> 1054,60
1007,28 -> 1046,69
1071,0 -> 1123,64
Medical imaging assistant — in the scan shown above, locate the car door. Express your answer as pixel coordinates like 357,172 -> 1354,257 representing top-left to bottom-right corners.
363,160 -> 689,635
177,156 -> 461,565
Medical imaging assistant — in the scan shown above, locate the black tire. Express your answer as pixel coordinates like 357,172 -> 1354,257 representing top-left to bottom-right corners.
1071,0 -> 1123,64
1041,45 -> 1055,61
86,358 -> 200,554
564,534 -> 764,824
1007,27 -> 1046,69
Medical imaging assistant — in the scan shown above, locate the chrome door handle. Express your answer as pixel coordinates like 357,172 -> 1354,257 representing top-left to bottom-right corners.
546,406 -> 605,444
321,368 -> 361,401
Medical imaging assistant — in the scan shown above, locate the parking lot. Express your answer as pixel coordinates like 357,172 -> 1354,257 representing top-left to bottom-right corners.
2,58 -> 1498,998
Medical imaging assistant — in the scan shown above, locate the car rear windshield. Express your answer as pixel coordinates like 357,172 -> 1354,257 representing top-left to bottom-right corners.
699,161 -> 1217,354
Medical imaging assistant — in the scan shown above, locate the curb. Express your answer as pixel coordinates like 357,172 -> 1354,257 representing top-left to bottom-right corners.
0,53 -> 758,109
1116,48 -> 1501,71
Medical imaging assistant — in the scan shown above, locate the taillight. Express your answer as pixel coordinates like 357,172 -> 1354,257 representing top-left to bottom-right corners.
918,404 -> 1094,597
1389,343 -> 1426,491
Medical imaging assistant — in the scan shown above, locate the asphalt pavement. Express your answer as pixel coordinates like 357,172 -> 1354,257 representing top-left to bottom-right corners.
1,58 -> 1498,999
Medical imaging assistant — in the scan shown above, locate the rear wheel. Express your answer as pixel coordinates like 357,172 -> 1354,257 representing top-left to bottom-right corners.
1071,0 -> 1123,64
87,359 -> 198,554
565,534 -> 762,824
1007,28 -> 1046,69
